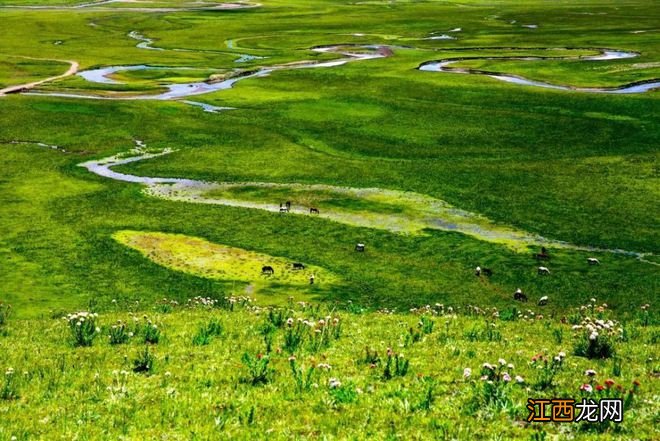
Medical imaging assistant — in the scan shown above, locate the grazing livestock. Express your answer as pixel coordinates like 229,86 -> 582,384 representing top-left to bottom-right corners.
309,274 -> 315,285
355,243 -> 365,252
261,265 -> 274,275
538,266 -> 550,275
279,203 -> 289,213
587,257 -> 600,265
535,246 -> 550,260
292,262 -> 305,270
538,295 -> 548,306
286,201 -> 291,210
513,288 -> 528,302
475,266 -> 493,277
310,207 -> 320,214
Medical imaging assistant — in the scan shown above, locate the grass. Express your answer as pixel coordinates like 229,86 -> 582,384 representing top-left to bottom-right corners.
114,230 -> 340,297
0,1 -> 658,436
0,0 -> 658,318
0,297 -> 657,439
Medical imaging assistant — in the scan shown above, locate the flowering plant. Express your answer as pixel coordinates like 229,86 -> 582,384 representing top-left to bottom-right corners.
1,367 -> 18,400
65,312 -> 100,347
572,315 -> 620,359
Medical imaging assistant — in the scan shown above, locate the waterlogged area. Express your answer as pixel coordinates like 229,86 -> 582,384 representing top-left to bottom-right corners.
28,45 -> 387,101
419,49 -> 660,93
80,146 -> 657,261
0,1 -> 256,12
15,44 -> 660,103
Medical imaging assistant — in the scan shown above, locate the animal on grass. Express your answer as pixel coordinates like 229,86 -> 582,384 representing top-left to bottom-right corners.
587,257 -> 600,265
538,295 -> 548,306
310,207 -> 320,214
309,274 -> 315,285
538,266 -> 550,275
355,243 -> 365,252
292,262 -> 305,270
475,266 -> 492,276
535,246 -> 550,260
261,265 -> 274,275
514,288 -> 528,302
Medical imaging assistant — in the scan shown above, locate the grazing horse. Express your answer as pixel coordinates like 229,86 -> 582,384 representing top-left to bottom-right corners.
535,246 -> 550,260
310,207 -> 320,214
261,265 -> 275,275
587,257 -> 600,265
355,243 -> 365,252
538,296 -> 548,306
538,266 -> 550,275
513,288 -> 527,302
475,266 -> 493,277
292,262 -> 305,270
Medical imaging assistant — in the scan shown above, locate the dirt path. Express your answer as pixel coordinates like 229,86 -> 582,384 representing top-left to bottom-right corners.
0,58 -> 79,96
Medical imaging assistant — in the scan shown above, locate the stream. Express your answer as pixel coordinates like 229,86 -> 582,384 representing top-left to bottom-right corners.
418,49 -> 660,93
79,146 -> 657,263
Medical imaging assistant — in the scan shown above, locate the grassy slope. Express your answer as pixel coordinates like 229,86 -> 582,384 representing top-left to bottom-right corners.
0,300 -> 657,440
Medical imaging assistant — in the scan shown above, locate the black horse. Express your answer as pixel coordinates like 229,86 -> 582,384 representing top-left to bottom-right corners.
535,246 -> 550,260
292,262 -> 305,270
262,266 -> 275,275
310,207 -> 320,214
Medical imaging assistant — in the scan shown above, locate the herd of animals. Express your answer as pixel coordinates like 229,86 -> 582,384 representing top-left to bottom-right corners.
278,200 -> 320,214
265,202 -> 603,298
475,247 -> 601,306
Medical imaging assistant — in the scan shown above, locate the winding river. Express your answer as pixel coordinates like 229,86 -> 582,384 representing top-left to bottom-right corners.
3,38 -> 657,261
78,145 -> 657,264
15,45 -> 660,103
0,0 -> 257,12
419,49 -> 660,93
25,45 -> 388,101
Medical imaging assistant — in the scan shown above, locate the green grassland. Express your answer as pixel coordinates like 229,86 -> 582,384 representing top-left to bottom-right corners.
0,0 -> 658,318
0,1 -> 658,437
114,230 -> 340,292
0,298 -> 658,439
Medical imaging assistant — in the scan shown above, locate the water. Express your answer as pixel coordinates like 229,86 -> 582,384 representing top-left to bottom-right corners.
31,46 -> 386,101
419,49 -> 660,94
78,147 -> 657,262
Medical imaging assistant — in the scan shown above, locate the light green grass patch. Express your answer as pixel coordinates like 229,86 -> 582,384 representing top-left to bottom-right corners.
113,230 -> 339,286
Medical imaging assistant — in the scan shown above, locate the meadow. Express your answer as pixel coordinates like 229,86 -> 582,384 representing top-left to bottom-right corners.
0,0 -> 658,438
